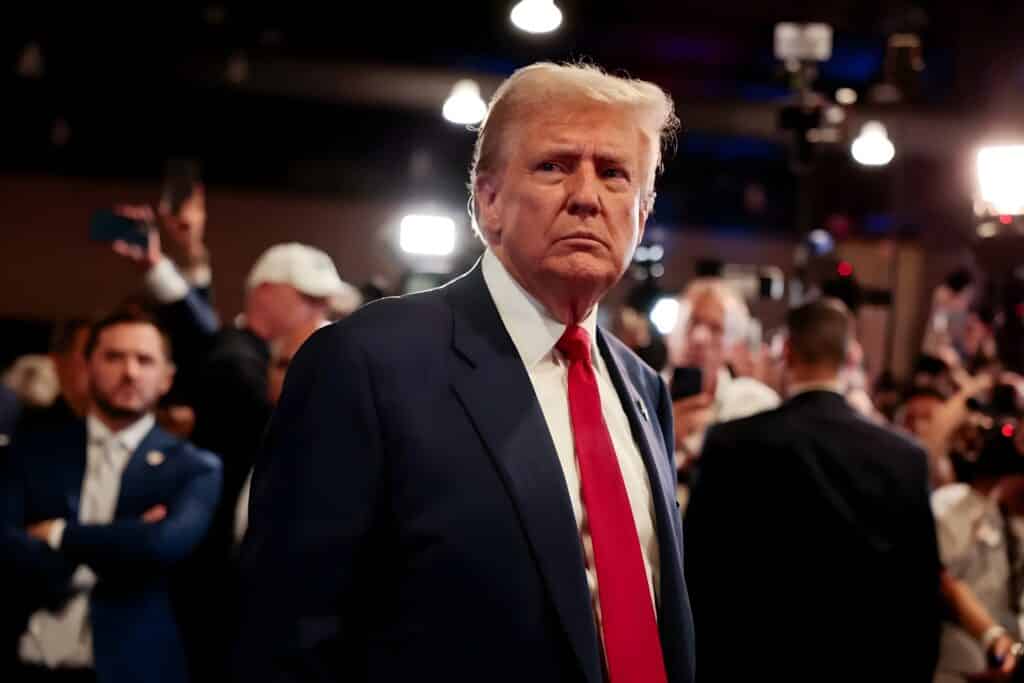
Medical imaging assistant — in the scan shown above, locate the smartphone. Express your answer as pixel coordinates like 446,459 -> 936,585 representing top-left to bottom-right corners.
89,209 -> 150,249
671,366 -> 703,401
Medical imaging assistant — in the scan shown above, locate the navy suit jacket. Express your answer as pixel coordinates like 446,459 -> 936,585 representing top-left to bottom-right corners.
684,391 -> 941,682
0,419 -> 222,683
237,262 -> 696,683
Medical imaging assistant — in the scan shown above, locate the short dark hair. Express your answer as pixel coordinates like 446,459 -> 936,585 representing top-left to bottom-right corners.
84,307 -> 173,361
786,298 -> 851,369
50,318 -> 92,355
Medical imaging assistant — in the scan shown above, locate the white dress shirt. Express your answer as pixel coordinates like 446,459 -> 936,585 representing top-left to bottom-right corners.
932,483 -> 1024,682
481,250 -> 661,632
19,413 -> 155,669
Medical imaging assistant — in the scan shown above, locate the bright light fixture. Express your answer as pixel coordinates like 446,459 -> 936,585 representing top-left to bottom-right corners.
650,297 -> 680,336
399,215 -> 457,256
835,88 -> 858,106
851,121 -> 895,166
442,80 -> 487,125
511,0 -> 562,34
977,145 -> 1024,216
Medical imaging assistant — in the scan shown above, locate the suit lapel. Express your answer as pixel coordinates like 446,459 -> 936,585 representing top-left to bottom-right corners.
115,425 -> 177,518
597,333 -> 677,521
599,333 -> 695,681
60,421 -> 89,517
445,265 -> 603,683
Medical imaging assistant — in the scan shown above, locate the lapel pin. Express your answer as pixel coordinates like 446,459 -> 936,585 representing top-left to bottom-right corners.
146,450 -> 165,467
635,399 -> 650,423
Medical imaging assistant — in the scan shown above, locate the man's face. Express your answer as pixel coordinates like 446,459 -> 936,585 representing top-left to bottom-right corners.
267,321 -> 320,406
477,103 -> 653,308
682,292 -> 727,372
52,326 -> 91,414
88,323 -> 174,421
901,395 -> 942,438
247,282 -> 311,340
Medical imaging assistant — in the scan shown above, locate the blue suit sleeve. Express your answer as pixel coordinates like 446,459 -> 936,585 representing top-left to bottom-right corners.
0,446 -> 75,604
60,453 -> 222,576
236,324 -> 385,682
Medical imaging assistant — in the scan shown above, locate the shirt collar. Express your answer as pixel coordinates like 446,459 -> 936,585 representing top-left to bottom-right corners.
87,413 -> 156,454
787,379 -> 843,399
481,249 -> 600,369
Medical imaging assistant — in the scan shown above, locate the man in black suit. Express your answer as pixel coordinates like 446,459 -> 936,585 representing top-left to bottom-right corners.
684,298 -> 941,682
237,62 -> 695,683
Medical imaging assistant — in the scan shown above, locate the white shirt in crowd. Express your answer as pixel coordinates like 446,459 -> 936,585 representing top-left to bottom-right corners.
481,249 -> 661,631
932,483 -> 1024,683
19,413 -> 155,669
680,367 -> 780,456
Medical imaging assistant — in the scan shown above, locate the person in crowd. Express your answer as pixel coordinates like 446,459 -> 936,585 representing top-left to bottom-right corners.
234,318 -> 325,546
685,298 -> 941,681
899,387 -> 948,440
2,355 -> 60,416
12,320 -> 93,433
0,308 -> 221,683
923,269 -> 978,363
941,569 -> 1023,681
238,61 -> 695,683
666,278 -> 779,473
933,423 -> 1024,682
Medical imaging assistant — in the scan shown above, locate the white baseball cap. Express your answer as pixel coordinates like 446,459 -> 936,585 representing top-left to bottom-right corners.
246,243 -> 353,301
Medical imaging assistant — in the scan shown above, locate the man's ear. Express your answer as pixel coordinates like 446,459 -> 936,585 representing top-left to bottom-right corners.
160,362 -> 176,397
638,191 -> 655,243
475,173 -> 502,244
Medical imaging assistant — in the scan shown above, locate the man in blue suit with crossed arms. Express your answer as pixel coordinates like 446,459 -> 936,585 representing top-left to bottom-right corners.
1,309 -> 222,683
238,62 -> 695,683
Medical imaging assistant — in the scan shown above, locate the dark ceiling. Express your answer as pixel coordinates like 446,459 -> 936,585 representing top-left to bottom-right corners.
3,2 -> 1023,238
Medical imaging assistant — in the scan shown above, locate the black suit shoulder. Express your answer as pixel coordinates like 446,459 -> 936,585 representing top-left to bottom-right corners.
297,285 -> 455,375
705,392 -> 927,466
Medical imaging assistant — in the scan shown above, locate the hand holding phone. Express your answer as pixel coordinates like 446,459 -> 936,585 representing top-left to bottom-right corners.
671,366 -> 704,401
94,206 -> 162,271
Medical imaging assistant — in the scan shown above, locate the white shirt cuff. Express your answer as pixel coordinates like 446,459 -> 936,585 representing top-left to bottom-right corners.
185,263 -> 212,289
47,519 -> 66,550
144,257 -> 190,303
70,565 -> 97,591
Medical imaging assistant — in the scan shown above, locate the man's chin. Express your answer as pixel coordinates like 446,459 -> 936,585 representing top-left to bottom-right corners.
542,253 -> 620,287
94,396 -> 149,422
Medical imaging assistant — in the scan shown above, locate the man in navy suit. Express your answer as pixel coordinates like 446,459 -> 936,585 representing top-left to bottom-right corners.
1,309 -> 222,683
237,62 -> 695,683
684,299 -> 941,682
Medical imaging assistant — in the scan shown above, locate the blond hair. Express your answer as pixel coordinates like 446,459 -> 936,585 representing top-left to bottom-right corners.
468,61 -> 679,237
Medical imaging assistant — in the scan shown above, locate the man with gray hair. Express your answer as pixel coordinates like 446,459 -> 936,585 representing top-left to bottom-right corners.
667,279 -> 779,469
238,62 -> 695,683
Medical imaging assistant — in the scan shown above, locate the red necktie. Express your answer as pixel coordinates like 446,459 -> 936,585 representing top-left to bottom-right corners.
556,325 -> 668,683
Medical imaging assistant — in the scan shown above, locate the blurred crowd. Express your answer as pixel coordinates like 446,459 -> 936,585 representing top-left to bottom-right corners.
2,173 -> 1023,683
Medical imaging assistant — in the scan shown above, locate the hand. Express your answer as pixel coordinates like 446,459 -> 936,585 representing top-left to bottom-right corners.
159,185 -> 207,267
141,505 -> 167,524
672,393 -> 714,455
968,635 -> 1022,681
26,519 -> 59,543
111,204 -> 162,271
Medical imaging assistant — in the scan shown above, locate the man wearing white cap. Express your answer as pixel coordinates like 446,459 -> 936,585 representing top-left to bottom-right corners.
122,236 -> 355,681
176,243 -> 355,682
